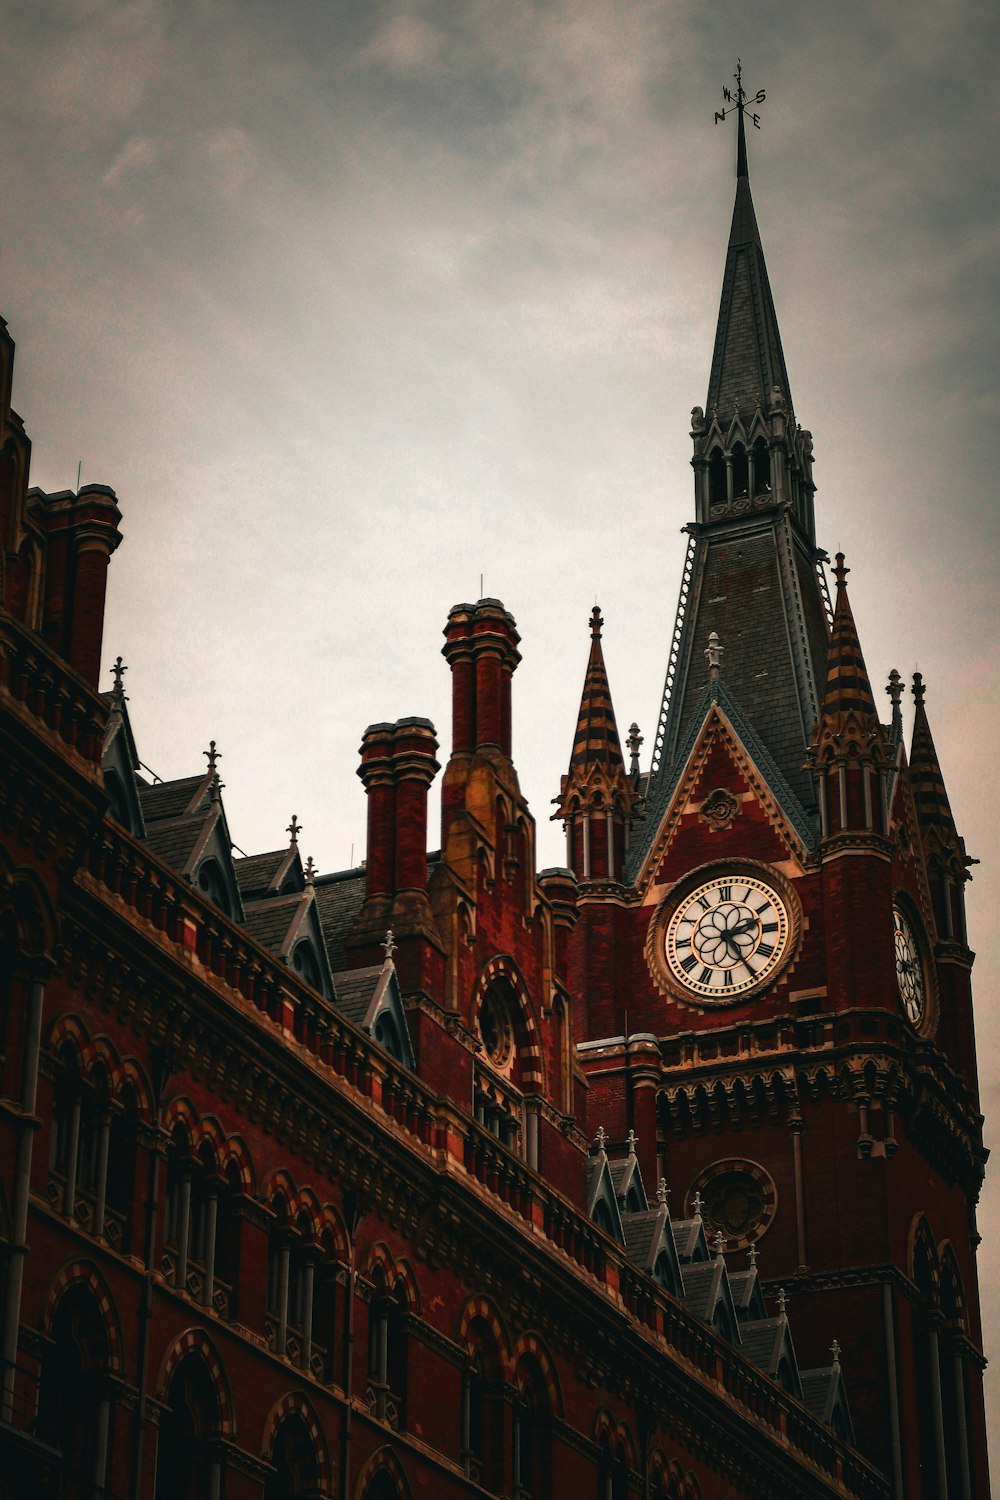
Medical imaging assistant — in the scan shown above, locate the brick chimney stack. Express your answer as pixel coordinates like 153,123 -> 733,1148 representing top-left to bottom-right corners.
37,484 -> 123,688
391,717 -> 439,893
442,598 -> 521,758
358,723 -> 397,900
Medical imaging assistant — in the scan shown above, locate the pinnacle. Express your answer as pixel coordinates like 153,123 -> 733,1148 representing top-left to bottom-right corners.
820,553 -> 878,724
909,673 -> 960,848
569,605 -> 625,772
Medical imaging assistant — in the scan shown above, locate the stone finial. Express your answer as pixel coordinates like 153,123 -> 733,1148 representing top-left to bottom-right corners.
713,1230 -> 726,1258
204,740 -> 222,777
110,655 -> 128,700
656,1178 -> 669,1208
830,1338 -> 842,1371
691,1191 -> 703,1220
286,813 -> 302,846
747,1243 -> 758,1270
912,670 -> 926,707
626,1128 -> 637,1157
705,632 -> 723,680
304,855 -> 316,886
777,1287 -> 788,1320
381,928 -> 397,965
594,1126 -> 607,1152
626,722 -> 643,778
590,605 -> 603,639
833,552 -> 850,589
886,668 -> 903,712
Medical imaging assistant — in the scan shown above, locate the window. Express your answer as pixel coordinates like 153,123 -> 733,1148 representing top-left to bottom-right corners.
708,447 -> 726,506
368,1276 -> 407,1429
39,1286 -> 115,1500
154,1353 -> 224,1500
731,442 -> 748,498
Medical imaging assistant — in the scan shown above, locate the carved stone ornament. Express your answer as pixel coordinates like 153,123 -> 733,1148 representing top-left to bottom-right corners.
688,1159 -> 777,1250
699,788 -> 741,832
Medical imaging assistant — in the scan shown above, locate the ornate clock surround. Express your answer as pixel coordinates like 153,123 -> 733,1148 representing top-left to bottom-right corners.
645,860 -> 803,1009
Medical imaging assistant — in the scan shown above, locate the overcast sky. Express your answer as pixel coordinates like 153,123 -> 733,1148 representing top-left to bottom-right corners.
4,0 -> 999,1466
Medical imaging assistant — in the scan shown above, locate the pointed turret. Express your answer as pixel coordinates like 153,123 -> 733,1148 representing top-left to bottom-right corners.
808,555 -> 889,838
909,672 -> 975,943
706,106 -> 793,428
554,607 -> 634,880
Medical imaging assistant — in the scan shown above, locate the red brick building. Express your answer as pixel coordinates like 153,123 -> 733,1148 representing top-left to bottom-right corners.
0,96 -> 987,1500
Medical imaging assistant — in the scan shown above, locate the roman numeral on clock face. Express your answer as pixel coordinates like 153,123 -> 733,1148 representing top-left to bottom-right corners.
663,871 -> 792,1002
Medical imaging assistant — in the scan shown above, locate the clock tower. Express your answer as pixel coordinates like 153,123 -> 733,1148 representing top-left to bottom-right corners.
562,83 -> 990,1500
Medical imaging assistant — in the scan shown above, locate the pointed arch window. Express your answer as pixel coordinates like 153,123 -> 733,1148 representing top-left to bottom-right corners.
512,1359 -> 549,1499
367,1273 -> 408,1430
752,436 -> 771,493
154,1351 -> 225,1500
708,447 -> 726,507
731,442 -> 749,498
196,858 -> 231,918
265,1413 -> 321,1500
39,1285 -> 116,1500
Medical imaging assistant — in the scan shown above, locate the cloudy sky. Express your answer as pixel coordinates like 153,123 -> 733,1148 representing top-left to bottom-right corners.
4,0 -> 999,1464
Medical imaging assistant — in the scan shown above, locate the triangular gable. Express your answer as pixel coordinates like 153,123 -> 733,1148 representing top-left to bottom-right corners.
800,1365 -> 854,1442
729,1266 -> 767,1322
680,1257 -> 742,1345
630,682 -> 814,897
671,1216 -> 710,1264
330,962 -> 415,1069
101,698 -> 146,838
608,1150 -> 646,1215
621,1202 -> 684,1299
740,1316 -> 802,1399
189,802 -> 245,923
244,888 -> 335,1000
585,1152 -> 625,1245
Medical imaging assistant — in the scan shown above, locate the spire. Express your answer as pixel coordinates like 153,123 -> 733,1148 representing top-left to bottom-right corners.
706,83 -> 792,424
820,555 -> 878,724
909,673 -> 961,851
569,607 -> 625,772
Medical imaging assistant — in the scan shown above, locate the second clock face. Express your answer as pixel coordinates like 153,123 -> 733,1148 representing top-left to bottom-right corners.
893,904 -> 926,1026
665,873 -> 791,1000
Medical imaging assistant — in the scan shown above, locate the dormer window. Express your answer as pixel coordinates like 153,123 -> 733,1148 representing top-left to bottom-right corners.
196,859 -> 231,917
292,941 -> 320,989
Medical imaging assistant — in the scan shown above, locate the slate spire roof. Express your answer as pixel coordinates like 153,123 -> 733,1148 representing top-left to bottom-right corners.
820,554 -> 878,724
707,105 -> 793,422
569,607 -> 625,772
909,673 -> 962,853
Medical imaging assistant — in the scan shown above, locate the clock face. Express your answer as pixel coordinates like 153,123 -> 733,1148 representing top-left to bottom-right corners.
664,873 -> 791,1001
893,904 -> 926,1026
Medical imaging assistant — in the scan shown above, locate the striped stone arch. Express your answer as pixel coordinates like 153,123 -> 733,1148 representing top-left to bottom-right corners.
354,1444 -> 412,1500
261,1390 -> 331,1489
47,1012 -> 89,1068
457,1294 -> 512,1373
115,1056 -> 153,1114
594,1409 -> 637,1467
317,1203 -> 350,1261
220,1134 -> 256,1194
80,1032 -> 122,1087
156,1328 -> 235,1436
473,955 -> 545,1092
261,1166 -> 300,1213
938,1240 -> 967,1327
43,1261 -> 124,1374
162,1095 -> 201,1144
360,1244 -> 421,1313
193,1114 -> 229,1171
511,1332 -> 562,1417
0,852 -> 58,965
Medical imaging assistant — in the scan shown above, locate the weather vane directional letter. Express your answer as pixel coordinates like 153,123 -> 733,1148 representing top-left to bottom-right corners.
714,58 -> 766,132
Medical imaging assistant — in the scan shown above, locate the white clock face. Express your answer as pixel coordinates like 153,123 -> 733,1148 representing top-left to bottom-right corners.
893,904 -> 926,1026
665,874 -> 791,1000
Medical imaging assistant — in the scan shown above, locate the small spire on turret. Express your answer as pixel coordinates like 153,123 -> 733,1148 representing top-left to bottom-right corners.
886,668 -> 903,734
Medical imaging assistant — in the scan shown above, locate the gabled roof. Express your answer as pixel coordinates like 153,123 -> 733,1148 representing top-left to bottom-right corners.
629,678 -> 815,885
330,961 -> 415,1069
671,1216 -> 710,1264
139,773 -> 211,823
728,1266 -> 767,1322
680,1256 -> 742,1343
621,1202 -> 684,1298
585,1151 -> 626,1245
739,1316 -> 802,1399
101,696 -> 146,838
800,1365 -> 854,1442
608,1151 -> 646,1215
235,846 -> 301,899
314,870 -> 367,974
144,812 -> 207,872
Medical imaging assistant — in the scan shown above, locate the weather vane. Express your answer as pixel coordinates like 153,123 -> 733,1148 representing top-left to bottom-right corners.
714,59 -> 766,132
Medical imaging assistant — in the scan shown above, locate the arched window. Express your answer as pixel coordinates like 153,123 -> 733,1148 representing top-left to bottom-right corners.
196,859 -> 231,918
265,1413 -> 320,1500
731,442 -> 749,498
512,1359 -> 549,1498
105,1083 -> 139,1253
368,1274 -> 408,1430
39,1286 -> 115,1499
292,941 -> 320,989
752,436 -> 770,492
463,1327 -> 503,1489
154,1352 -> 224,1500
597,1432 -> 629,1500
708,446 -> 726,507
164,1125 -> 224,1308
